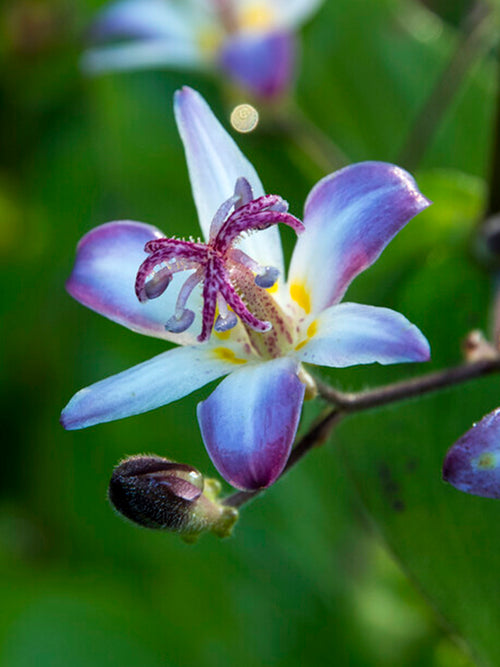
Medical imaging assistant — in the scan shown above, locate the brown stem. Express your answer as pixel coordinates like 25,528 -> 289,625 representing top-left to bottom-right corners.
316,357 -> 500,412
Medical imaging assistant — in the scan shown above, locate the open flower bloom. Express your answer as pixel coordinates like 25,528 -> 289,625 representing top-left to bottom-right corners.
61,87 -> 431,491
443,408 -> 500,499
81,0 -> 323,98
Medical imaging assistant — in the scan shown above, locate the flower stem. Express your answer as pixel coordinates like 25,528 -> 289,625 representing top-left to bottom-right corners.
222,356 -> 500,509
397,0 -> 495,171
268,101 -> 349,175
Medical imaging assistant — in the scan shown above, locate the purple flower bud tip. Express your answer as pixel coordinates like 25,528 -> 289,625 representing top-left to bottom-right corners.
443,408 -> 500,499
109,455 -> 205,531
108,455 -> 239,539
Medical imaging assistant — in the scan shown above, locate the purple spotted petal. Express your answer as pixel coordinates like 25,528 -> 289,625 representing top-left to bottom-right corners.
197,358 -> 305,490
443,409 -> 500,499
174,87 -> 285,274
218,30 -> 295,99
66,221 -> 202,345
61,344 -> 237,430
295,303 -> 430,368
288,162 -> 431,315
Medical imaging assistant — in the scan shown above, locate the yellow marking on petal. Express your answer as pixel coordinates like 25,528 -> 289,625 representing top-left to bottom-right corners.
238,4 -> 275,31
290,282 -> 311,314
215,329 -> 231,340
266,281 -> 279,294
474,452 -> 498,470
212,347 -> 248,365
306,319 -> 318,338
197,27 -> 223,57
294,319 -> 318,352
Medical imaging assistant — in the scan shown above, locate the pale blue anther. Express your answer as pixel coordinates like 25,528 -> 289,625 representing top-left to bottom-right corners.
255,266 -> 279,289
165,309 -> 195,333
214,311 -> 238,332
144,265 -> 172,299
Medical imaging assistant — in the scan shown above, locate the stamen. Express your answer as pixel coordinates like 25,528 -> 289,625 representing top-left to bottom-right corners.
214,296 -> 237,332
255,266 -> 279,288
165,269 -> 203,334
165,309 -> 195,333
234,177 -> 253,208
135,179 -> 303,345
229,248 -> 280,289
218,278 -> 271,333
208,193 -> 240,242
215,195 -> 304,252
143,263 -> 172,299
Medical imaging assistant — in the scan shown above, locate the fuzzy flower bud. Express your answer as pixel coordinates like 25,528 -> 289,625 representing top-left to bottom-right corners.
109,455 -> 238,540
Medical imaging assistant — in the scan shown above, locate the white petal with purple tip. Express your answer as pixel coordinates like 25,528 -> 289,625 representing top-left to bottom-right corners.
88,0 -> 201,41
288,162 -> 431,315
61,344 -> 239,430
82,40 -> 203,74
174,87 -> 285,274
197,357 -> 305,490
443,408 -> 500,499
295,303 -> 430,368
66,221 -> 203,345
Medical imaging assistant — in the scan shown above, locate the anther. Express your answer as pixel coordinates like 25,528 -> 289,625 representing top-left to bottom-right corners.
255,266 -> 279,289
144,266 -> 172,299
165,309 -> 195,333
215,311 -> 237,332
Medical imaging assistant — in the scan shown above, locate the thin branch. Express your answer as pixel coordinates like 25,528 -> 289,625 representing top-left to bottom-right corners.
316,357 -> 500,412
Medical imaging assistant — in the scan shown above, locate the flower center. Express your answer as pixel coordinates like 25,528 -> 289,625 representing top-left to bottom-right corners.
135,178 -> 304,352
228,263 -> 295,359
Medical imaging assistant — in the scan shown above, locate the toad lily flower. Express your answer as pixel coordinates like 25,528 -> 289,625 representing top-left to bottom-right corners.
61,86 -> 431,491
81,0 -> 323,98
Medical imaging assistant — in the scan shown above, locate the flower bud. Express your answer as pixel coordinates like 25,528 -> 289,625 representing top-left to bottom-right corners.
443,408 -> 500,499
461,330 -> 498,362
109,455 -> 238,540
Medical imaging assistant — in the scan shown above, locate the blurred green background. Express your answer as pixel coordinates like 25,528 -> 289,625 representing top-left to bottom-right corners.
1,0 -> 499,665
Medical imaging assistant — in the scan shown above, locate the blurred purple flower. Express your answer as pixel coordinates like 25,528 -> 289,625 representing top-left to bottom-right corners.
61,87 -> 431,490
81,0 -> 323,98
443,408 -> 500,499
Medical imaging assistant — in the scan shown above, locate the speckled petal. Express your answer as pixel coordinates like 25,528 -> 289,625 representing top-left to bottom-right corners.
218,30 -> 295,98
66,221 -> 202,345
61,344 -> 238,430
174,86 -> 285,273
295,303 -> 430,367
288,162 -> 431,315
443,409 -> 500,499
197,358 -> 305,490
